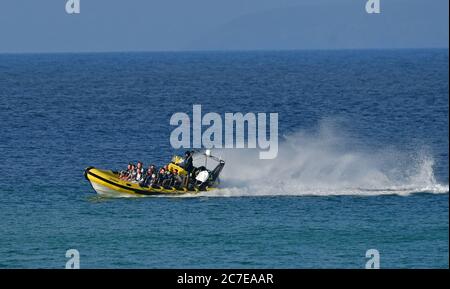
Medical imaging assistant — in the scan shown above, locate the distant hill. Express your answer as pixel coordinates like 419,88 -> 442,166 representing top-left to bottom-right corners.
188,0 -> 449,50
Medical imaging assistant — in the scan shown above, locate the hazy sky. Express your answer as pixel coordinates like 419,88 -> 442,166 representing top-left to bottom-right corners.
0,0 -> 448,53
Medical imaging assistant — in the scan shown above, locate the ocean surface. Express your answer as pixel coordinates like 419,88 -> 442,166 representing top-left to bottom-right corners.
0,49 -> 448,268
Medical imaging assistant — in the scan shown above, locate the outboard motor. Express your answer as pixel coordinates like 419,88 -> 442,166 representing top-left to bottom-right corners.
195,170 -> 209,183
191,150 -> 225,190
209,160 -> 225,185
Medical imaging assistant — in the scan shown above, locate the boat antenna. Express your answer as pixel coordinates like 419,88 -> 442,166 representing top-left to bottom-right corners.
204,149 -> 211,167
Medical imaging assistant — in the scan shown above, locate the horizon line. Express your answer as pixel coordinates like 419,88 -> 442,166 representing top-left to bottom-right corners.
0,47 -> 448,56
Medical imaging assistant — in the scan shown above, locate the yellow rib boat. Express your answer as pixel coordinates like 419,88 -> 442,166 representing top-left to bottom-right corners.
84,151 -> 225,197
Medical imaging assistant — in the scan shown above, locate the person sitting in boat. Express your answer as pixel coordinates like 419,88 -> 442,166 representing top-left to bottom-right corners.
135,167 -> 144,183
136,161 -> 144,175
142,172 -> 157,187
162,168 -> 173,187
141,165 -> 156,187
120,163 -> 135,180
126,164 -> 137,181
145,165 -> 156,178
172,169 -> 184,187
154,167 -> 166,185
119,163 -> 132,180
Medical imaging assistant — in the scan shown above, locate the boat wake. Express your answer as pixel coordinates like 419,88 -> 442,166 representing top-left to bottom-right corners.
96,122 -> 448,198
194,122 -> 449,197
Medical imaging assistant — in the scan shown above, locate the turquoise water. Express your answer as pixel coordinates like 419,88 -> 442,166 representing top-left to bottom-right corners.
0,49 -> 448,268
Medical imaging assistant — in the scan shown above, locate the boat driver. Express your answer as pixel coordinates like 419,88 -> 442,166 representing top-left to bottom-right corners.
182,151 -> 194,173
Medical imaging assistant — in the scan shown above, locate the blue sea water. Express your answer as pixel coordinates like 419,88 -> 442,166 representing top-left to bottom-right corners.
0,49 -> 448,268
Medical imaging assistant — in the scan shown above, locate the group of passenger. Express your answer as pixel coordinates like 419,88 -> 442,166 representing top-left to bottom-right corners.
119,161 -> 145,182
118,151 -> 195,188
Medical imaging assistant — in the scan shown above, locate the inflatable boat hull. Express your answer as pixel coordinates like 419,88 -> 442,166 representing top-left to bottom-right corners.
84,167 -> 210,197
